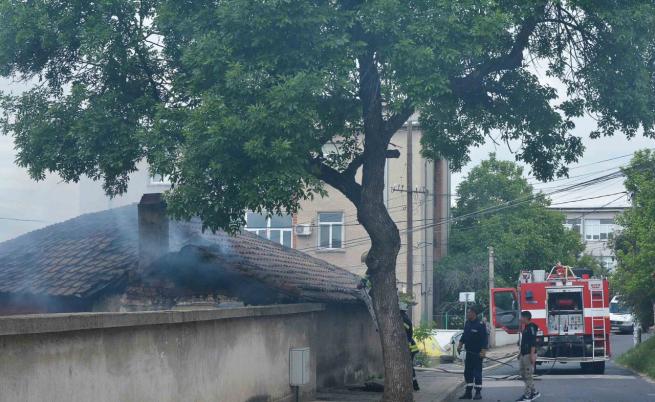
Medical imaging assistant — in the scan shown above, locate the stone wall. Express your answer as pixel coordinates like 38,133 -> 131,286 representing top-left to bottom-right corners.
0,303 -> 382,402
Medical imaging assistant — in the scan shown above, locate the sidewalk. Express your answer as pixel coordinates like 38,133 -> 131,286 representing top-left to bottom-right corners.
311,344 -> 518,402
311,371 -> 462,402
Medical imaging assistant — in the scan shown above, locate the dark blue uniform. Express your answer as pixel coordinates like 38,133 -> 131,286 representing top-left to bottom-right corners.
461,319 -> 488,392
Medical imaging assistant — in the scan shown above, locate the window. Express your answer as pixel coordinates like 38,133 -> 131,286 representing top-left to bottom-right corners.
245,212 -> 293,248
585,219 -> 616,241
610,301 -> 630,314
492,290 -> 519,331
150,174 -> 171,186
318,212 -> 344,249
600,219 -> 615,240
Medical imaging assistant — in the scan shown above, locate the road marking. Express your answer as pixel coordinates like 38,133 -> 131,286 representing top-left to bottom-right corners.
536,374 -> 637,380
483,375 -> 637,388
483,381 -> 523,388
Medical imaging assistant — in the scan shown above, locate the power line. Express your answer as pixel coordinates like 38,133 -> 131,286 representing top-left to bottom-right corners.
296,169 -> 632,253
549,192 -> 627,206
399,193 -> 629,278
530,165 -> 625,188
525,152 -> 637,183
318,153 -> 642,273
0,216 -> 47,223
295,153 -> 646,253
306,153 -> 637,228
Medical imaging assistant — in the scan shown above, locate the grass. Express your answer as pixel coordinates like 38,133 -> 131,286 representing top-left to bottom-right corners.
617,335 -> 655,379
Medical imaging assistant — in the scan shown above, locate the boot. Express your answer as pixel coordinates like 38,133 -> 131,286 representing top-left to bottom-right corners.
459,386 -> 473,400
473,388 -> 482,400
413,379 -> 420,391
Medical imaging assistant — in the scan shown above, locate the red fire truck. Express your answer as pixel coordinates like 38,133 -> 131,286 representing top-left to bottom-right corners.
491,264 -> 610,374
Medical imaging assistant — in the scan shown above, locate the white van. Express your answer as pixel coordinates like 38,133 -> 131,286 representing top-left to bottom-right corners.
609,296 -> 634,333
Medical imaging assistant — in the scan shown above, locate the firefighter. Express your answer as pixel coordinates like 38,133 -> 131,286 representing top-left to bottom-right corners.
399,302 -> 420,391
516,311 -> 541,401
457,305 -> 487,400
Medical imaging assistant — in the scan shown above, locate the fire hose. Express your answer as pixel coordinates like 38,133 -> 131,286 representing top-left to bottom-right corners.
415,352 -> 519,375
415,352 -> 556,380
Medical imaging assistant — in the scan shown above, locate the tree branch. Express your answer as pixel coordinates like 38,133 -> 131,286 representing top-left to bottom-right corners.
343,149 -> 401,178
384,99 -> 415,139
358,52 -> 385,137
451,2 -> 547,97
311,158 -> 362,206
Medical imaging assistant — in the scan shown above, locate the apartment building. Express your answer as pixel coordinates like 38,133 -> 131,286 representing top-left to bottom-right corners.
552,206 -> 626,272
77,122 -> 450,324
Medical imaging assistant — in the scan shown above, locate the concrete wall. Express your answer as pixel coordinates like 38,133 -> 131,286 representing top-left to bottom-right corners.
494,328 -> 519,347
0,303 -> 382,402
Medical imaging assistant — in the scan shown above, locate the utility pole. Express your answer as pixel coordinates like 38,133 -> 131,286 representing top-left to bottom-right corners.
406,120 -> 414,320
488,246 -> 496,348
432,159 -> 449,321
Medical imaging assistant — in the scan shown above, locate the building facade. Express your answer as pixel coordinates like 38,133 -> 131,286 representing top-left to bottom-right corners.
552,206 -> 626,272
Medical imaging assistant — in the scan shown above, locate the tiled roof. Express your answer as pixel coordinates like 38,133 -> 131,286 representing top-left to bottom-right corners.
169,221 -> 363,302
0,206 -> 138,298
0,205 -> 362,303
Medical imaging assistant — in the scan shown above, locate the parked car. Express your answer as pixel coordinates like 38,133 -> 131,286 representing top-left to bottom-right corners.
610,296 -> 635,334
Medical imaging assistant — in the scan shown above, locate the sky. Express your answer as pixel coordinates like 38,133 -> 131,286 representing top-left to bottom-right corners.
451,126 -> 653,208
1,75 -> 653,242
0,78 -> 82,242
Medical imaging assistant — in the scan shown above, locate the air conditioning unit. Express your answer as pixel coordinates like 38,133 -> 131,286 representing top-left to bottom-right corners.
295,224 -> 312,236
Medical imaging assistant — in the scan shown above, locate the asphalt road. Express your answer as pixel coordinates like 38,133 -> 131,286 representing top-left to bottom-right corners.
476,332 -> 655,402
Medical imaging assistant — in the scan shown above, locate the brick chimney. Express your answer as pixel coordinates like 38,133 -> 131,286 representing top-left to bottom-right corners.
138,193 -> 169,274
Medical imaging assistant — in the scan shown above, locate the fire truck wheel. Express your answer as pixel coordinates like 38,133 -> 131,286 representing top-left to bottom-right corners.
592,361 -> 606,374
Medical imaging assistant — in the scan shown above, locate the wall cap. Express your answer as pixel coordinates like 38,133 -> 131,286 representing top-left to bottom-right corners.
0,303 -> 325,336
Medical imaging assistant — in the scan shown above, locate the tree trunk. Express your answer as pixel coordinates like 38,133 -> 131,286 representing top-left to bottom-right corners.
359,200 -> 413,400
354,50 -> 414,401
358,131 -> 413,401
365,234 -> 414,401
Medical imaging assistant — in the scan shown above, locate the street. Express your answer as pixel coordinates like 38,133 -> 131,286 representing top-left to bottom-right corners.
476,333 -> 655,402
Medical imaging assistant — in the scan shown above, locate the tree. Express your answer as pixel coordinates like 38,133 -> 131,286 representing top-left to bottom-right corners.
2,1 -> 655,399
613,150 -> 655,328
436,155 -> 584,311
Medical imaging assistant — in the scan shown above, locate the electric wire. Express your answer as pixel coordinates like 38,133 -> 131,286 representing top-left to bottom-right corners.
296,169 -> 632,253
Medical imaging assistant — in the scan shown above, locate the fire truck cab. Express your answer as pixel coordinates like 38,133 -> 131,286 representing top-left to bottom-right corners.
491,264 -> 610,374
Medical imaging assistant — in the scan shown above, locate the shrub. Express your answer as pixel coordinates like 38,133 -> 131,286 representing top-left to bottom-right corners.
617,336 -> 655,379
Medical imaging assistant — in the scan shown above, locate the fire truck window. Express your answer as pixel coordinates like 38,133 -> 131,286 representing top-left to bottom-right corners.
493,291 -> 519,331
547,292 -> 583,312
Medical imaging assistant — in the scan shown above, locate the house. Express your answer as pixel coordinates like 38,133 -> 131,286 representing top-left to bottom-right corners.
0,199 -> 383,402
0,194 -> 382,402
0,194 -> 365,314
552,205 -> 626,272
